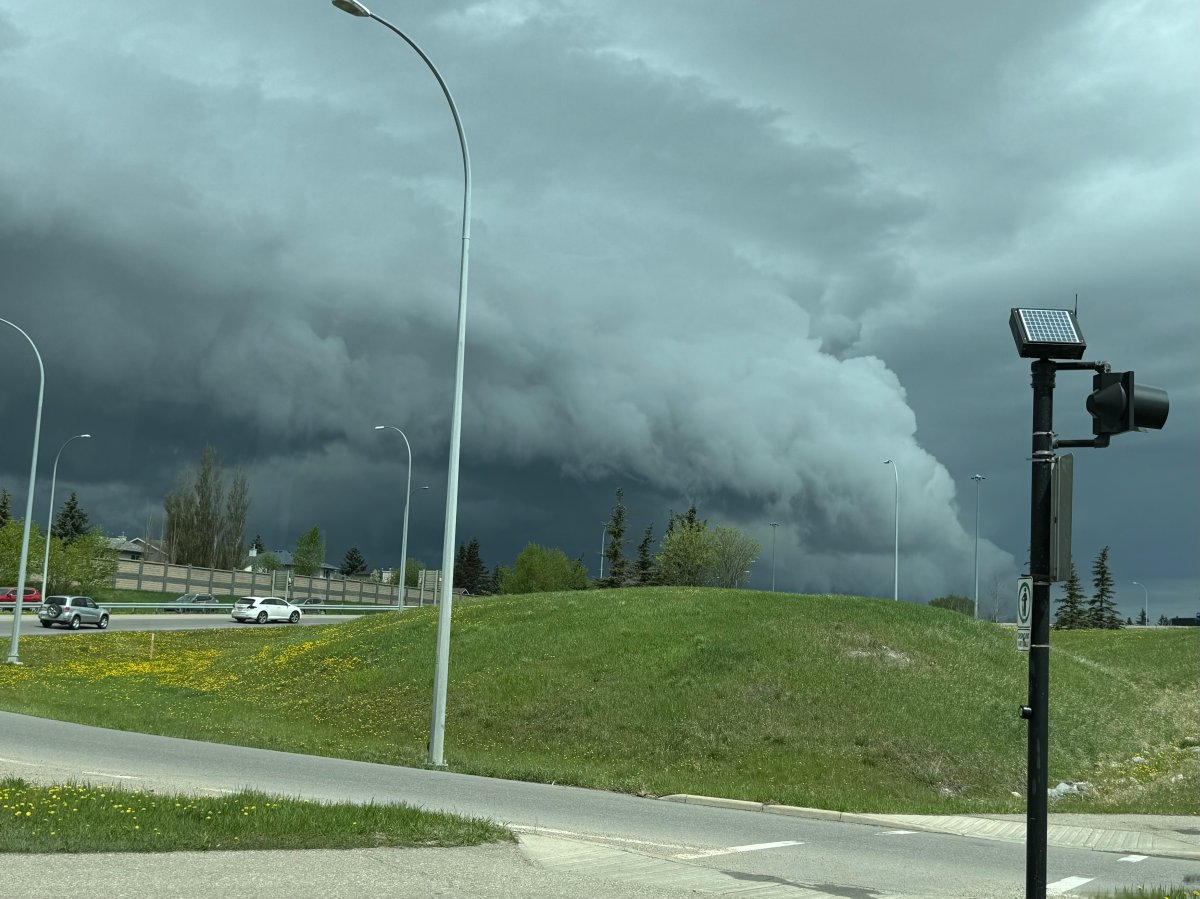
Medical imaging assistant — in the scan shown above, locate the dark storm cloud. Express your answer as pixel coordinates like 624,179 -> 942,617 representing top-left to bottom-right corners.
0,0 -> 1195,616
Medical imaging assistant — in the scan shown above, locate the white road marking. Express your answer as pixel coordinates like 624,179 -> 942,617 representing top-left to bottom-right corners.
0,756 -> 36,766
1117,854 -> 1147,862
1047,876 -> 1094,895
81,770 -> 140,780
878,829 -> 918,835
511,825 -> 694,850
674,839 -> 802,860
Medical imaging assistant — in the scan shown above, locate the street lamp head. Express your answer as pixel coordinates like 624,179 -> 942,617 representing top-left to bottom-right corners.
971,473 -> 986,482
884,459 -> 893,465
332,0 -> 371,16
374,425 -> 385,430
80,434 -> 92,439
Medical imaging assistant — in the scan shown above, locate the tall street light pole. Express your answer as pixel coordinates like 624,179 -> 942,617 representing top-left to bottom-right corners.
375,426 -> 413,608
1131,581 -> 1149,625
1,318 -> 45,666
884,459 -> 899,602
333,0 -> 472,768
971,474 -> 986,620
40,433 -> 92,599
769,522 -> 779,592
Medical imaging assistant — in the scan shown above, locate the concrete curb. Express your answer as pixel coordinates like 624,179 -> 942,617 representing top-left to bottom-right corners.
658,794 -> 1200,860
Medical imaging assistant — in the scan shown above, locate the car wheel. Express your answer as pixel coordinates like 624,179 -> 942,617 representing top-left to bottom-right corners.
69,616 -> 81,630
288,611 -> 300,624
256,611 -> 268,624
97,615 -> 109,630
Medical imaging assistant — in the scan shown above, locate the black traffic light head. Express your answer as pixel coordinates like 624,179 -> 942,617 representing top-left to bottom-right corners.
1086,370 -> 1169,437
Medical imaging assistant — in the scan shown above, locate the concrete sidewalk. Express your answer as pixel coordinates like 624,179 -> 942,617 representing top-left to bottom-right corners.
662,794 -> 1200,859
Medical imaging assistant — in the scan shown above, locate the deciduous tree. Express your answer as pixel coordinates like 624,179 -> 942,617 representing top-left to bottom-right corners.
292,527 -> 325,577
500,544 -> 588,594
163,447 -> 250,569
709,526 -> 760,588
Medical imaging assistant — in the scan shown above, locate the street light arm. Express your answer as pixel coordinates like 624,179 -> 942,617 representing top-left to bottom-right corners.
362,11 -> 472,242
40,433 -> 93,597
0,318 -> 46,665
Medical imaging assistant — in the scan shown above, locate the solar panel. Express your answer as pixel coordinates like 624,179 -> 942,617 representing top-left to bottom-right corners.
1018,309 -> 1079,344
1008,307 -> 1087,359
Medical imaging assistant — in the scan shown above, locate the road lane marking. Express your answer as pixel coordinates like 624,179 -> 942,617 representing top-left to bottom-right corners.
82,770 -> 140,780
1047,876 -> 1094,895
878,829 -> 918,835
510,825 -> 694,850
674,839 -> 802,860
0,757 -> 36,766
1117,855 -> 1147,862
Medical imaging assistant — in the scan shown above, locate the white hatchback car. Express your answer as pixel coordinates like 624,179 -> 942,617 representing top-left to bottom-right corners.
230,596 -> 302,624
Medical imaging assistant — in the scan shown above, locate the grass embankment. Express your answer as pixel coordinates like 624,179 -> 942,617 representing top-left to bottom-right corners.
0,588 -> 1195,814
0,779 -> 509,853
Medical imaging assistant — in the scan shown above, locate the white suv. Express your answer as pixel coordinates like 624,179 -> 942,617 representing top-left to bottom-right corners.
230,596 -> 302,624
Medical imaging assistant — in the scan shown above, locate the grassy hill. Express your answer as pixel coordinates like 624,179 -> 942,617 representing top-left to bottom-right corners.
1,588 -> 1195,814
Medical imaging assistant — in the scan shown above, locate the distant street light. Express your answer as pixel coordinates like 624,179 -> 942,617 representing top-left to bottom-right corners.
884,459 -> 899,602
1131,581 -> 1149,625
769,522 -> 779,593
598,523 -> 608,581
1,318 -> 45,666
333,0 -> 473,769
40,434 -> 93,598
375,426 -> 414,608
971,474 -> 986,620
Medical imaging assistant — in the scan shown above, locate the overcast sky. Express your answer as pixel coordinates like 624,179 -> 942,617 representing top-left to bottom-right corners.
1,0 -> 1196,620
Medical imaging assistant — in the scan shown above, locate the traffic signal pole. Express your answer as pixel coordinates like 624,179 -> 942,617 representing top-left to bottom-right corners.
1024,359 -> 1055,899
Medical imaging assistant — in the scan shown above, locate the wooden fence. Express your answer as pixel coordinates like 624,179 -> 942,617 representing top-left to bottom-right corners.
113,559 -> 442,606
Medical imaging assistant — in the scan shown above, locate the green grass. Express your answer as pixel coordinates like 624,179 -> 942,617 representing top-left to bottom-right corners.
1093,888 -> 1200,899
0,779 -> 510,853
0,588 -> 1195,814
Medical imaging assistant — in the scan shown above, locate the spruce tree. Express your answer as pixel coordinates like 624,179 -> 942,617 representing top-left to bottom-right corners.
1053,561 -> 1087,629
252,534 -> 266,554
53,492 -> 91,544
603,488 -> 629,586
1136,607 -> 1148,626
635,523 -> 656,585
461,538 -> 486,594
1087,546 -> 1122,629
340,546 -> 368,577
0,488 -> 10,526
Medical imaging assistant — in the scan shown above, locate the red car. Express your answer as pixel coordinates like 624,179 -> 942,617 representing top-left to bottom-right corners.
0,587 -> 42,606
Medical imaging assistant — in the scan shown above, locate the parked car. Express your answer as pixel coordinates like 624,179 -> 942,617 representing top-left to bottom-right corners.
0,587 -> 42,607
300,598 -> 326,615
230,596 -> 302,624
38,595 -> 109,630
163,592 -> 219,613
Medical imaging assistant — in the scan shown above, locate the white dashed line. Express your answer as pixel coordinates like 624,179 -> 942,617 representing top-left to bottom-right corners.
674,839 -> 802,860
1118,854 -> 1147,862
0,757 -> 36,766
878,829 -> 919,835
81,770 -> 139,780
1047,876 -> 1094,895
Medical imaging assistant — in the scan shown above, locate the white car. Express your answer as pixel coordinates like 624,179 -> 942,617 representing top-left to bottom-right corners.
230,596 -> 302,624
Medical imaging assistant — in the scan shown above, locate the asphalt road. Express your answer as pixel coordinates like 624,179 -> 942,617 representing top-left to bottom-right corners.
1,713 -> 1195,898
3,612 -> 363,634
